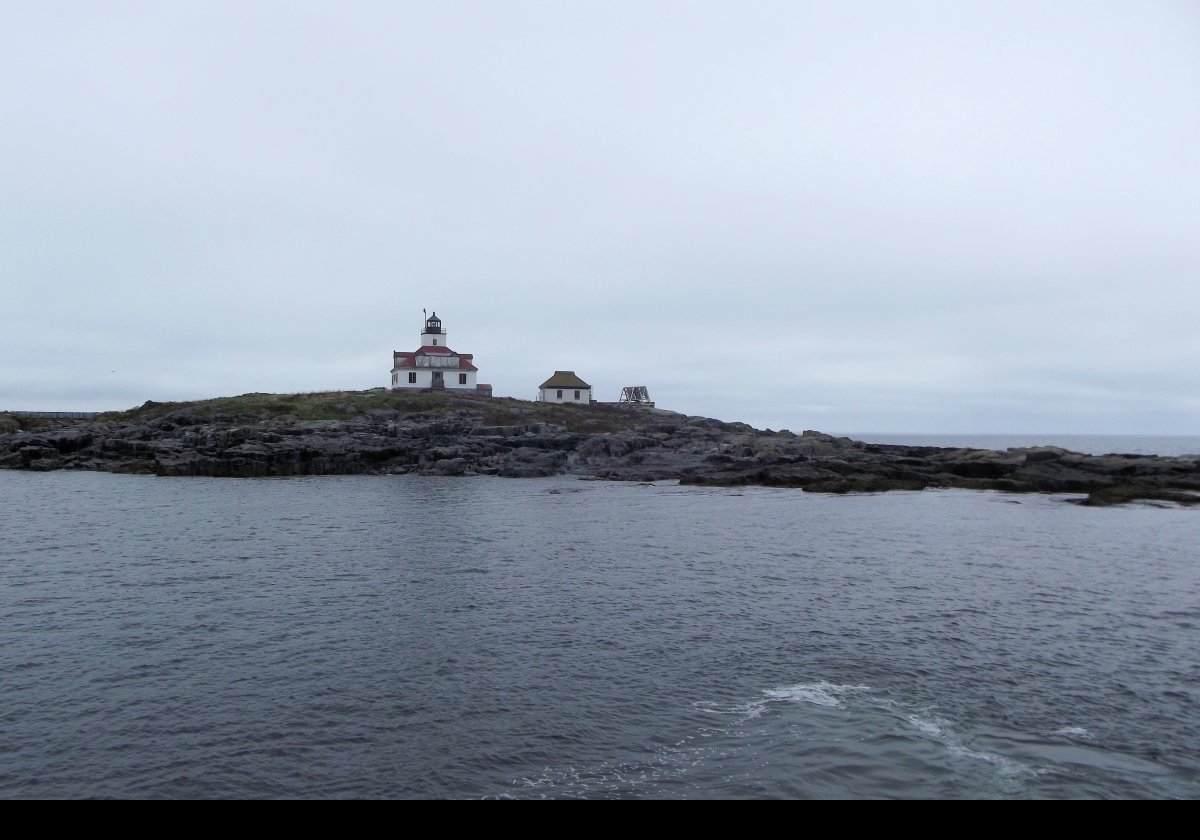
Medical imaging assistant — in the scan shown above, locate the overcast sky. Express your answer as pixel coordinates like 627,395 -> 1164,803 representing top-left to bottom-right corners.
2,1 -> 1197,433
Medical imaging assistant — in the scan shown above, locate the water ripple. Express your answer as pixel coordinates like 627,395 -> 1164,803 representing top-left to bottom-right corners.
1,472 -> 1197,798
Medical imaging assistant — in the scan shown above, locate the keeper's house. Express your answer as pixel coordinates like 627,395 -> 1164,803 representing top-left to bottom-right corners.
537,371 -> 592,404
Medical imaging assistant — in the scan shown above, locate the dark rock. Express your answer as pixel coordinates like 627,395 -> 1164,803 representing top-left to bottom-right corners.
3,396 -> 1198,505
426,457 -> 469,476
494,447 -> 568,478
364,409 -> 400,424
1074,486 -> 1200,507
950,460 -> 1018,479
1023,447 -> 1068,463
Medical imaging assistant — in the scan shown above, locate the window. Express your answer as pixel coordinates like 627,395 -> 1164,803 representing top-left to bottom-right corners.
459,373 -> 467,385
556,390 -> 563,399
574,390 -> 580,400
432,339 -> 438,345
408,372 -> 417,384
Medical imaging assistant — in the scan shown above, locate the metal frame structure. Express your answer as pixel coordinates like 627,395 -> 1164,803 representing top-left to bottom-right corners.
617,386 -> 654,407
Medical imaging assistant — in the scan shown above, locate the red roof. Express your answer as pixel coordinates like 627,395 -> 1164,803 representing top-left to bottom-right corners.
417,345 -> 455,355
391,354 -> 478,372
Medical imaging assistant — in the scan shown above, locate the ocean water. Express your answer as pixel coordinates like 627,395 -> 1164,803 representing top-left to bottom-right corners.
846,434 -> 1200,457
1,470 -> 1197,799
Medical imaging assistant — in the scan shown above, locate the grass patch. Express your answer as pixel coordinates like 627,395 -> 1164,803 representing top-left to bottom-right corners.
478,400 -> 645,433
99,390 -> 657,431
103,390 -> 462,423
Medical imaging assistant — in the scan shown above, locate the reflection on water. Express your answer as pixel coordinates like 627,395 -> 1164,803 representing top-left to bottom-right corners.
1,471 -> 1197,798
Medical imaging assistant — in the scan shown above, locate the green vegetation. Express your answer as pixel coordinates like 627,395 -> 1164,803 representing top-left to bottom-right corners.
101,389 -> 654,433
0,414 -> 67,433
111,390 -> 455,422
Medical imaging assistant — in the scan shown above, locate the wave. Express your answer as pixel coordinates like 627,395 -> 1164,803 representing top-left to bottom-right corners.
731,680 -> 1041,782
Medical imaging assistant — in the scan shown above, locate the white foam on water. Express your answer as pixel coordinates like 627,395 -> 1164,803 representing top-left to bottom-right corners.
758,682 -> 1042,783
905,712 -> 950,738
899,707 -> 1040,780
947,744 -> 1039,779
734,681 -> 1044,792
508,756 -> 683,798
763,681 -> 872,709
508,680 -> 1044,797
702,681 -> 874,721
1051,726 -> 1093,739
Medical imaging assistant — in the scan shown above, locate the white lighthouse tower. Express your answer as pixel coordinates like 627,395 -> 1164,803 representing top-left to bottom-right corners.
420,311 -> 446,347
389,311 -> 490,395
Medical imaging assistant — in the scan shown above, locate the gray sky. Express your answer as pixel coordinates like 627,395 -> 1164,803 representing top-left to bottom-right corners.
2,1 -> 1198,433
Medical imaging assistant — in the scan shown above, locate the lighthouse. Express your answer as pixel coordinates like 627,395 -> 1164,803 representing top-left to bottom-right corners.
389,311 -> 490,395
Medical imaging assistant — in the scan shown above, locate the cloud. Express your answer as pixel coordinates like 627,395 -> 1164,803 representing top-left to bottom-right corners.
1,2 -> 1197,432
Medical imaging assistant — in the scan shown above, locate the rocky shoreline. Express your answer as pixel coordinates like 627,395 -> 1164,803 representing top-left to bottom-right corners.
3,394 -> 1198,506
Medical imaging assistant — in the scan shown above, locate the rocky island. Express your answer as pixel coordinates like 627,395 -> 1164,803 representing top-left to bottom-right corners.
3,390 -> 1198,507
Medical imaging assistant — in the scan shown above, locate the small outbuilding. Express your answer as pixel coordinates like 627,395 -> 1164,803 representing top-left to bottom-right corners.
538,371 -> 592,404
